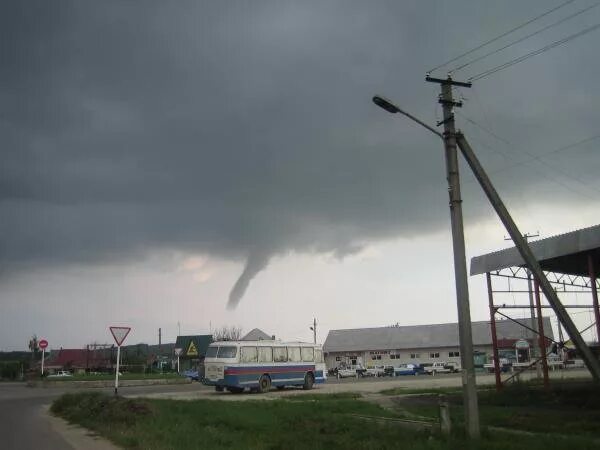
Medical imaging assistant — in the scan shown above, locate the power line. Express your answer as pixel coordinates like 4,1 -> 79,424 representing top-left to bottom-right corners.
451,2 -> 600,73
427,0 -> 577,74
457,111 -> 600,198
470,21 -> 600,81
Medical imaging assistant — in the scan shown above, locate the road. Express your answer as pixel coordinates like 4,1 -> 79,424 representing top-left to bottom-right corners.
0,369 -> 591,449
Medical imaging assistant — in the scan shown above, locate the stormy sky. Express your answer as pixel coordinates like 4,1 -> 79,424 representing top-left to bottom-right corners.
2,1 -> 599,350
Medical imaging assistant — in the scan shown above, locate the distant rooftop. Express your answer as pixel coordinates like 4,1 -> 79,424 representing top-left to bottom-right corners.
323,318 -> 552,353
242,328 -> 274,341
470,224 -> 600,277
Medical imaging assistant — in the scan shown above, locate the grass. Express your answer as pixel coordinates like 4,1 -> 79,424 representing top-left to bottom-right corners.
51,390 -> 600,449
390,380 -> 600,441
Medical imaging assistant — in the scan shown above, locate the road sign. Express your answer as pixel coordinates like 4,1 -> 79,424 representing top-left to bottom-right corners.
187,340 -> 198,356
175,348 -> 182,356
39,339 -> 48,376
110,327 -> 131,346
109,326 -> 131,396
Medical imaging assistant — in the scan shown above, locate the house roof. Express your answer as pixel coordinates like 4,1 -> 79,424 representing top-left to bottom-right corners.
46,348 -> 112,369
241,328 -> 273,341
323,318 -> 553,353
174,335 -> 212,358
470,224 -> 600,277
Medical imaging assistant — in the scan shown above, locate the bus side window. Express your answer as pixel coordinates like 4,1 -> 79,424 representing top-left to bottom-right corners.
301,347 -> 314,362
315,349 -> 323,363
241,346 -> 258,363
288,347 -> 301,362
273,347 -> 287,362
258,347 -> 273,363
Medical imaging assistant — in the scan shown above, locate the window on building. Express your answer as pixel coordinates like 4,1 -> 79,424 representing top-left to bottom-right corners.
410,353 -> 420,359
449,351 -> 460,358
301,347 -> 314,362
258,347 -> 273,363
371,354 -> 382,360
335,356 -> 341,362
390,354 -> 400,360
429,352 -> 440,359
241,346 -> 258,363
273,347 -> 287,362
287,347 -> 301,362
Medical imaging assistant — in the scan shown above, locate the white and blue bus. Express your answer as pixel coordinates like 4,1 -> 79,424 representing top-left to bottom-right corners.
203,340 -> 326,393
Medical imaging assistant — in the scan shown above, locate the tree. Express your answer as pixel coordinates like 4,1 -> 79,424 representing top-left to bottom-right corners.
212,325 -> 243,341
28,335 -> 39,361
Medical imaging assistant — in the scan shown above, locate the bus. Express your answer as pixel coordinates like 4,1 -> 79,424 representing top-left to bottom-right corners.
203,340 -> 326,393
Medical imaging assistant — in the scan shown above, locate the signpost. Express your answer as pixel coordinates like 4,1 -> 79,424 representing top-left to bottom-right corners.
175,348 -> 182,373
109,326 -> 131,395
39,339 -> 48,376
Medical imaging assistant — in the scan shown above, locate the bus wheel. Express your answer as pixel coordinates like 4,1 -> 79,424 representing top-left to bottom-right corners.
258,375 -> 271,393
303,372 -> 314,390
215,386 -> 224,392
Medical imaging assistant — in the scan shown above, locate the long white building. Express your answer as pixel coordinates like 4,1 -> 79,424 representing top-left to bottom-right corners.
323,318 -> 553,369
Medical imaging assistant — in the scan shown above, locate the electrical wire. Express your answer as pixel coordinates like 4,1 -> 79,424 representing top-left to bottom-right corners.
456,111 -> 600,199
451,2 -> 600,73
469,21 -> 600,80
427,0 -> 577,74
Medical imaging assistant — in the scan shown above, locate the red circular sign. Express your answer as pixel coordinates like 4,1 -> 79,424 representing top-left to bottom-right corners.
39,339 -> 48,349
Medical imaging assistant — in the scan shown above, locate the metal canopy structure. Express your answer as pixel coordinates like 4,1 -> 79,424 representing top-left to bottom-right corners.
471,224 -> 600,278
470,224 -> 600,390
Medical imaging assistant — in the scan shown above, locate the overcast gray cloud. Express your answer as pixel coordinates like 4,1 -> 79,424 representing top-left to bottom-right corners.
2,1 -> 599,304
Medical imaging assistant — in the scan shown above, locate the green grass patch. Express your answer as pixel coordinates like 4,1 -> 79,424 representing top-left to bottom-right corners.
379,386 -> 463,396
52,391 -> 600,449
390,381 -> 600,443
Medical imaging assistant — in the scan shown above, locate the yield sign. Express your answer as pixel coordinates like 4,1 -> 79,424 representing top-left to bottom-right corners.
110,326 -> 131,346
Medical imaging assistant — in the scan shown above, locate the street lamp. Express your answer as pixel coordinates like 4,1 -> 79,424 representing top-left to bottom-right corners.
372,96 -> 442,139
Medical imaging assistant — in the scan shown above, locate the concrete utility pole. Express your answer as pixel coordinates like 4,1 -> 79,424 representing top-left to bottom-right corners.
426,75 -> 480,439
310,318 -> 317,344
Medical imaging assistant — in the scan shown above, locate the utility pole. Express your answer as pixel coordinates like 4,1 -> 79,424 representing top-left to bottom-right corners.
158,328 -> 162,352
506,232 -> 541,379
310,318 -> 317,344
426,75 -> 480,439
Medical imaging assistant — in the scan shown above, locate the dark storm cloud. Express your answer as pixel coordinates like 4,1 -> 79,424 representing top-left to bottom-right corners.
2,1 -> 599,301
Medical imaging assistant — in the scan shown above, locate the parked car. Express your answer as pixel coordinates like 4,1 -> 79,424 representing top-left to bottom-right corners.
445,361 -> 462,373
48,370 -> 73,378
393,364 -> 424,376
182,369 -> 199,381
424,362 -> 453,375
336,367 -> 359,379
365,366 -> 386,377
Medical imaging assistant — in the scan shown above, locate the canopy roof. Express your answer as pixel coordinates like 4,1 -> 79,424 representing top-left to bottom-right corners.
470,224 -> 600,277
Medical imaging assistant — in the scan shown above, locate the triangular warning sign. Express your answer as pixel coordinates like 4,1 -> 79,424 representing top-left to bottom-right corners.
187,340 -> 198,356
110,326 -> 131,346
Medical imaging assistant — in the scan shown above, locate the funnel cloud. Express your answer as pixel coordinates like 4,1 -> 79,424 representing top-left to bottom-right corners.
227,250 -> 271,309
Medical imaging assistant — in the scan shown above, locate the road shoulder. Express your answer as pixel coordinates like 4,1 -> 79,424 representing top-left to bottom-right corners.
42,405 -> 120,450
